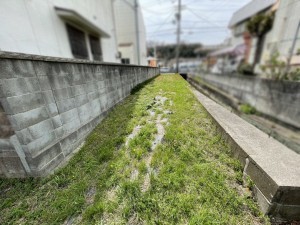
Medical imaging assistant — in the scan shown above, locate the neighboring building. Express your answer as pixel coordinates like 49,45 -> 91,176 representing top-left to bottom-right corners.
262,0 -> 300,67
113,0 -> 147,65
228,0 -> 277,65
0,0 -> 120,62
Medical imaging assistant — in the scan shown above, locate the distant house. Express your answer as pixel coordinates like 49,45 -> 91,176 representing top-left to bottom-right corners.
113,0 -> 147,65
0,0 -> 120,63
228,0 -> 277,65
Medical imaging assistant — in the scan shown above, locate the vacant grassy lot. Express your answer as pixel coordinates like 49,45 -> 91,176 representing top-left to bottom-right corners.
0,75 -> 269,224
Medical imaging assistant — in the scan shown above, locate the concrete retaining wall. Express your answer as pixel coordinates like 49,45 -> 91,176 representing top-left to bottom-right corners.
0,52 -> 159,177
193,73 -> 300,129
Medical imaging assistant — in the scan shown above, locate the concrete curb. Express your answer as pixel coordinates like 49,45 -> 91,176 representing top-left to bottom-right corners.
191,87 -> 300,220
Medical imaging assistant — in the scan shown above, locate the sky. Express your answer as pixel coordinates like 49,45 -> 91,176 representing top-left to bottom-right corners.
139,0 -> 252,45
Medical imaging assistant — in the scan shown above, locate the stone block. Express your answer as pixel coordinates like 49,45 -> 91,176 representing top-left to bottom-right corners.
28,119 -> 54,140
2,93 -> 45,114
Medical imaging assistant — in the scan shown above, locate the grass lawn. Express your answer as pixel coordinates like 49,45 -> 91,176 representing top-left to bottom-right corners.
0,74 -> 269,225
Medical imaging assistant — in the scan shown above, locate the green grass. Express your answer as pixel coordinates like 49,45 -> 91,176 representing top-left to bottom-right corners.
0,75 -> 269,225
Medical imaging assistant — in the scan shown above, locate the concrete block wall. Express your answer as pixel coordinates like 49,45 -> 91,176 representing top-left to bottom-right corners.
195,73 -> 300,129
0,52 -> 159,177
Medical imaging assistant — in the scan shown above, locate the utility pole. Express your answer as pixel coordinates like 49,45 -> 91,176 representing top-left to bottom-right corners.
175,0 -> 181,73
134,0 -> 141,65
285,20 -> 300,75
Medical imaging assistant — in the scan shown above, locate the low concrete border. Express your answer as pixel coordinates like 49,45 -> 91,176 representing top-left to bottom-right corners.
191,87 -> 300,220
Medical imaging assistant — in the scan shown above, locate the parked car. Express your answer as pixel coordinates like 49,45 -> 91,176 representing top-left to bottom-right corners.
160,67 -> 170,73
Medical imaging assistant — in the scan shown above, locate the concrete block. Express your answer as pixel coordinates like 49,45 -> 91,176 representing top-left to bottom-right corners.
52,115 -> 62,129
56,98 -> 75,113
11,60 -> 35,78
63,119 -> 81,135
60,108 -> 79,125
41,90 -> 55,104
46,103 -> 58,117
66,73 -> 86,86
53,87 -> 73,101
8,106 -> 49,131
74,94 -> 89,107
77,103 -> 92,124
38,76 -> 52,90
47,75 -> 69,89
85,82 -> 97,93
15,128 -> 34,145
33,61 -> 62,76
32,153 -> 64,176
0,59 -> 14,78
28,119 -> 54,140
71,84 -> 86,97
60,131 -> 78,156
2,93 -> 45,114
26,131 -> 57,158
26,143 -> 62,171
0,78 -> 31,97
25,77 -> 41,93
91,99 -> 101,117
54,126 -> 64,139
87,91 -> 99,101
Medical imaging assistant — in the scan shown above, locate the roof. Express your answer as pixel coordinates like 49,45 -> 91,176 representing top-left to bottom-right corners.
209,44 -> 246,57
228,0 -> 277,27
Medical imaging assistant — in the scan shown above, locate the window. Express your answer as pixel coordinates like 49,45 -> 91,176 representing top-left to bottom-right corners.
89,35 -> 103,61
66,24 -> 89,59
121,58 -> 130,64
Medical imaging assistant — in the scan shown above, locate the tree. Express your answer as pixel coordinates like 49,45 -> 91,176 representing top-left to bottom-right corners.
246,12 -> 274,66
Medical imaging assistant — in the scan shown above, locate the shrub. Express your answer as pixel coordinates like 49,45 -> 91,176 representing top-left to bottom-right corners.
239,104 -> 256,114
238,63 -> 254,75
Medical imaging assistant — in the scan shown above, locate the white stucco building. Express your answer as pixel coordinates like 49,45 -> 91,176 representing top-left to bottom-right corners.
262,0 -> 300,66
0,0 -> 120,62
113,0 -> 147,65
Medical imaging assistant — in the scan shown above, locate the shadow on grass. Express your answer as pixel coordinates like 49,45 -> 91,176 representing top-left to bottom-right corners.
0,76 -> 159,225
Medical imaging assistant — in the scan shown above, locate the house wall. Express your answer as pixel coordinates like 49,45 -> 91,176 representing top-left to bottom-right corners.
0,52 -> 159,178
262,0 -> 300,65
114,0 -> 147,65
0,0 -> 118,63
